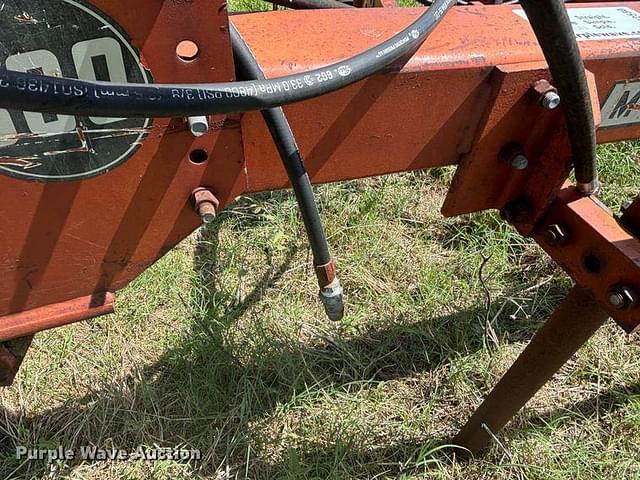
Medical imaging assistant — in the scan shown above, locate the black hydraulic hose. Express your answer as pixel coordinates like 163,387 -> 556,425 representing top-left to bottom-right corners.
232,26 -> 331,266
519,0 -> 599,194
232,25 -> 344,321
0,0 -> 454,118
265,0 -> 353,9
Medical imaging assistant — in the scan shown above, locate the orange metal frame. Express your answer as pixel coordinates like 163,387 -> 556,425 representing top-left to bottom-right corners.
2,0 -> 640,454
3,2 -> 639,335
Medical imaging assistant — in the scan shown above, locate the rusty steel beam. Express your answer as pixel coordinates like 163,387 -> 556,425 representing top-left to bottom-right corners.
0,293 -> 115,343
453,286 -> 609,455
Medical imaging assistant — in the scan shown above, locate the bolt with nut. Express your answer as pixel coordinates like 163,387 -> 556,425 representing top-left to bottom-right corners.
192,188 -> 220,225
530,80 -> 561,110
608,285 -> 639,311
541,91 -> 561,110
543,223 -> 569,246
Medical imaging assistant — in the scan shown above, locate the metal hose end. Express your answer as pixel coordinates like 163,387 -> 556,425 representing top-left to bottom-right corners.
320,277 -> 344,321
577,177 -> 600,196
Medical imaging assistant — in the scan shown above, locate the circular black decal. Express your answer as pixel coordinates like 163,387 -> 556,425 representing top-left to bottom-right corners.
0,0 -> 151,181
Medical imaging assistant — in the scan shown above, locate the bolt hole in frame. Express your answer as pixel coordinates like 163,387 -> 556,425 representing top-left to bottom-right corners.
583,253 -> 602,273
189,148 -> 210,164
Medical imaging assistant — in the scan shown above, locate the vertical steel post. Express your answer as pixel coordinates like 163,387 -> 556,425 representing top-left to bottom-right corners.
453,286 -> 610,454
0,335 -> 34,386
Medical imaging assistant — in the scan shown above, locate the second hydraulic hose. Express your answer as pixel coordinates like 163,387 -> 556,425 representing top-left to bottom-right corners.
231,25 -> 344,321
519,0 -> 599,194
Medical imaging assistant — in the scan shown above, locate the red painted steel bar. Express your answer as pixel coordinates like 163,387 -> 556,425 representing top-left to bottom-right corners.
235,3 -> 640,193
0,293 -> 115,343
529,185 -> 640,332
2,2 -> 640,389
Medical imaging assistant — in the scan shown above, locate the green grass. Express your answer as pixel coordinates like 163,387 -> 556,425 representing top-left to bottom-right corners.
4,5 -> 640,480
2,146 -> 640,479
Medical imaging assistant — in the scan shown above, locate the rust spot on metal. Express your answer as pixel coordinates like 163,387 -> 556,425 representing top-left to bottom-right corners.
315,260 -> 337,289
0,127 -> 157,168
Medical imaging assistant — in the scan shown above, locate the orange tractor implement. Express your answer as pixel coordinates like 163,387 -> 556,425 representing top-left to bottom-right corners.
2,0 -> 640,455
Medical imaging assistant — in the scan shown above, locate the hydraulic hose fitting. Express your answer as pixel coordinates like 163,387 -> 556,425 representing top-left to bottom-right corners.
577,178 -> 601,196
320,278 -> 344,322
316,260 -> 344,321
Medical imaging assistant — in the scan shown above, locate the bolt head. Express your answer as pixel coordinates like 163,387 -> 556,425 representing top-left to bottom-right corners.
541,91 -> 561,110
608,286 -> 639,310
200,209 -> 217,225
609,292 -> 625,308
543,224 -> 568,246
511,154 -> 528,170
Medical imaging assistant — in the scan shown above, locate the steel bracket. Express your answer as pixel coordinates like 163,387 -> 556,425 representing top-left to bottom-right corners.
0,336 -> 34,386
519,184 -> 640,333
442,63 -> 600,234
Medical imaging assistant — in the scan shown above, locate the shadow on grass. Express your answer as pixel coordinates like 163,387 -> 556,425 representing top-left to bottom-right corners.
0,213 -> 616,479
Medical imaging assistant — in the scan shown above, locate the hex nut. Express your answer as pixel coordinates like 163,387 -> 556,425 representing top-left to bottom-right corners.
608,285 -> 639,311
531,79 -> 559,110
192,188 -> 220,224
543,224 -> 569,246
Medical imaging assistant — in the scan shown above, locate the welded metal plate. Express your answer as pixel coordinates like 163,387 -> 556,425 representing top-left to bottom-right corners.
0,0 -> 152,181
0,0 -> 243,326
